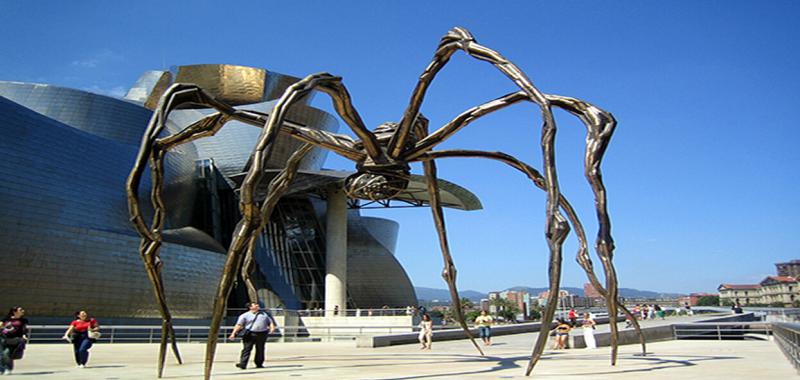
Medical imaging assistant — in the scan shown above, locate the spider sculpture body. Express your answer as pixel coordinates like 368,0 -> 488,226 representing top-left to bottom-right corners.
126,27 -> 645,379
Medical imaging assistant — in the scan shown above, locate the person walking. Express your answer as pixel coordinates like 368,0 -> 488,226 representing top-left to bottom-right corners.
581,312 -> 597,349
62,310 -> 100,368
474,310 -> 494,346
0,307 -> 29,375
418,314 -> 433,350
228,302 -> 276,370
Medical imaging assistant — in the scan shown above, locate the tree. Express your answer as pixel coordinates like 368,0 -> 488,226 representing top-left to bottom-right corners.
528,307 -> 541,321
696,296 -> 720,306
490,298 -> 520,322
460,297 -> 475,311
465,309 -> 482,323
720,299 -> 734,307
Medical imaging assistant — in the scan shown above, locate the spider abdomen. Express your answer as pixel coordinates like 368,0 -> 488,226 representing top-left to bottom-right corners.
343,170 -> 410,201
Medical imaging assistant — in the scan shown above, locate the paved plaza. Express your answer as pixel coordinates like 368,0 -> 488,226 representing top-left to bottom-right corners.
9,324 -> 794,379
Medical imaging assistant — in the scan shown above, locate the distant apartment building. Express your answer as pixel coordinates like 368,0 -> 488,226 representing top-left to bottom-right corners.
718,284 -> 760,305
488,292 -> 500,313
537,289 -> 572,308
759,276 -> 799,306
500,290 -> 531,317
717,259 -> 800,307
584,282 -> 603,299
776,260 -> 800,278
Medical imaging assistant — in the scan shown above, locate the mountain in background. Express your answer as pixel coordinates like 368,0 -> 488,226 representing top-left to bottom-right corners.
415,285 -> 684,303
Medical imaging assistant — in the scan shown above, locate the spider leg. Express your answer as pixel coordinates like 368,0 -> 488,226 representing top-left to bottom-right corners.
407,89 -> 636,363
258,72 -> 381,162
127,84 -> 246,377
202,98 -> 313,380
420,150 -> 644,361
240,144 -> 315,303
401,27 -> 568,374
421,158 -> 485,356
546,95 -> 627,363
417,150 -> 563,374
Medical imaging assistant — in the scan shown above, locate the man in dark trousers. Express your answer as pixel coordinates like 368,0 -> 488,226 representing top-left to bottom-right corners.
228,302 -> 276,369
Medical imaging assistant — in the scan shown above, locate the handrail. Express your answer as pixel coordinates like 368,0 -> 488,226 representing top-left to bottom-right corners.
226,307 -> 415,317
672,321 -> 772,340
25,324 -> 435,344
773,322 -> 800,372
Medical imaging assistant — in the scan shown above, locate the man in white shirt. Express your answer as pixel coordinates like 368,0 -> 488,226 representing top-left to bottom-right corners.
229,302 -> 276,369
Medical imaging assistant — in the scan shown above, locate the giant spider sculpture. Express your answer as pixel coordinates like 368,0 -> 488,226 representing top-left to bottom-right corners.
126,27 -> 645,379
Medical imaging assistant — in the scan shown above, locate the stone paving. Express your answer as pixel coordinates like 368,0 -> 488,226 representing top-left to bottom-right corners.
8,322 -> 795,379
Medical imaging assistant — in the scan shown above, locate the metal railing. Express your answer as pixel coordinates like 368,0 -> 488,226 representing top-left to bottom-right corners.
227,307 -> 413,317
672,321 -> 772,340
26,324 -> 421,344
773,322 -> 800,371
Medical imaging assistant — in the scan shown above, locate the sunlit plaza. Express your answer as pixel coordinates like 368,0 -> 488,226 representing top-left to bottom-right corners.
12,327 -> 796,379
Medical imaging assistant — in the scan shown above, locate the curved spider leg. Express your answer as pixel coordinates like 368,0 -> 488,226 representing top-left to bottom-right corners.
127,84 -> 245,377
419,150 -> 644,358
393,29 -> 570,373
408,90 -> 639,362
263,72 -> 382,162
546,95 -> 627,363
413,120 -> 485,356
240,144 -> 314,304
415,150 -> 562,375
203,74 -> 363,379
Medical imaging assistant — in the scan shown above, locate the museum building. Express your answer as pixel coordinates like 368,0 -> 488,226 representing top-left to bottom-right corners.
0,64 -> 480,319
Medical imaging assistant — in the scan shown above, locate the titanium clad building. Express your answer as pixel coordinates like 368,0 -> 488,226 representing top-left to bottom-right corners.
0,64 -> 480,319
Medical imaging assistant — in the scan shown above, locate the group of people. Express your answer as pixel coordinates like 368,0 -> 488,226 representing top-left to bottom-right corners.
0,306 -> 100,375
417,309 -> 496,350
553,311 -> 597,350
631,304 -> 666,320
0,302 -> 281,373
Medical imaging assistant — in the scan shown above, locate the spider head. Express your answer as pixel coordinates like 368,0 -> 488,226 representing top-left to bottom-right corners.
344,164 -> 410,201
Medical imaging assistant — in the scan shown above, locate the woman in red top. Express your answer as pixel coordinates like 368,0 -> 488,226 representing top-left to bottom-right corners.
62,311 -> 99,368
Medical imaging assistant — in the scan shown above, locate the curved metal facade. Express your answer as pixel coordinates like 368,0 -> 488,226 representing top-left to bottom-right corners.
0,95 -> 222,318
0,63 -> 429,318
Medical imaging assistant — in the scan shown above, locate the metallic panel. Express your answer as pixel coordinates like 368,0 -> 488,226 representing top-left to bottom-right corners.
346,214 -> 417,308
0,95 -> 223,318
174,64 -> 266,106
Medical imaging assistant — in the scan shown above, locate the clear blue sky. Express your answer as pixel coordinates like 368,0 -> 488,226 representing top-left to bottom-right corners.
2,1 -> 798,295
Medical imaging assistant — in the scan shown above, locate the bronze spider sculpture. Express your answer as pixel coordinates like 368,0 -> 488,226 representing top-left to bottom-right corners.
126,27 -> 645,379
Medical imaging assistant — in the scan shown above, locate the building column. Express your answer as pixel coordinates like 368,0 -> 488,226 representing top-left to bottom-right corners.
325,185 -> 347,317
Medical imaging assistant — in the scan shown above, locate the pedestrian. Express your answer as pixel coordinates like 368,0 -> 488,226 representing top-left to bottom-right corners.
418,313 -> 433,350
474,310 -> 494,346
552,318 -> 571,350
581,312 -> 597,349
567,309 -> 578,327
733,302 -> 743,314
0,306 -> 29,375
228,302 -> 276,370
62,310 -> 100,368
655,304 -> 665,319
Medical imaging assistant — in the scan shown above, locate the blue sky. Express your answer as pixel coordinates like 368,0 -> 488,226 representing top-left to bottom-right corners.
2,1 -> 799,294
